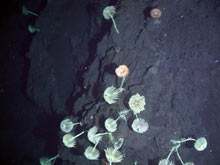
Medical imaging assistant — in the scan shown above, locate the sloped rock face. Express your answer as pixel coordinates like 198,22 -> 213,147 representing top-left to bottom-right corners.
77,0 -> 220,164
4,0 -> 220,164
25,0 -> 107,115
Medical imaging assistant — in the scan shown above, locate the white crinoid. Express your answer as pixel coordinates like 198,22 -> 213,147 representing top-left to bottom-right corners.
87,126 -> 102,144
128,93 -> 146,115
104,147 -> 123,164
113,138 -> 124,151
103,86 -> 123,104
62,131 -> 84,148
194,137 -> 207,151
105,118 -> 117,132
60,118 -> 81,133
84,146 -> 100,160
40,157 -> 52,165
60,118 -> 74,133
103,6 -> 119,34
132,118 -> 149,134
40,155 -> 59,165
62,134 -> 76,148
118,109 -> 130,121
184,162 -> 195,165
169,161 -> 175,165
103,6 -> 116,20
158,159 -> 175,165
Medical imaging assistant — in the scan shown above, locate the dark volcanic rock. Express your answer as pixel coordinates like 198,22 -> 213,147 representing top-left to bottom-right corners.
1,0 -> 220,164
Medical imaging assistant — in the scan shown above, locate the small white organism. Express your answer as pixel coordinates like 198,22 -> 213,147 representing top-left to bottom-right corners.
158,159 -> 175,165
84,145 -> 100,160
28,25 -> 40,33
103,6 -> 119,33
105,118 -> 118,132
128,93 -> 146,115
113,138 -> 124,151
118,109 -> 131,121
40,154 -> 59,165
104,147 -> 123,165
161,137 -> 207,165
87,126 -> 109,144
194,137 -> 207,151
184,162 -> 195,165
22,5 -> 39,16
104,113 -> 126,133
62,131 -> 84,148
132,118 -> 149,134
103,86 -> 123,104
88,126 -> 101,144
60,118 -> 82,133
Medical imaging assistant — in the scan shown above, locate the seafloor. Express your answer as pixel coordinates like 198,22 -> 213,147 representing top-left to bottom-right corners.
1,0 -> 220,164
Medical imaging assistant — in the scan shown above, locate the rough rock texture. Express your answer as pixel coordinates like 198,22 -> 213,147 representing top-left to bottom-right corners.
26,0 -> 95,114
81,0 -> 220,164
1,0 -> 220,164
